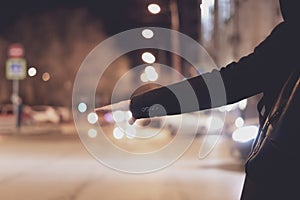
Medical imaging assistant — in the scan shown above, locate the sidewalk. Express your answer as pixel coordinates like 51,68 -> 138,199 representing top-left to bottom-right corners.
0,122 -> 77,136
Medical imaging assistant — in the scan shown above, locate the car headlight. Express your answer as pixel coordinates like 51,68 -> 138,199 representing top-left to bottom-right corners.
232,125 -> 258,143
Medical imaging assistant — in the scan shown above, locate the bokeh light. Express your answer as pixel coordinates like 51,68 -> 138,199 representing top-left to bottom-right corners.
235,117 -> 244,128
87,112 -> 98,124
78,102 -> 87,113
148,4 -> 161,14
112,110 -> 125,122
113,127 -> 124,140
42,72 -> 51,82
142,52 -> 156,64
232,126 -> 258,143
28,67 -> 37,77
88,129 -> 98,138
142,29 -> 154,39
238,99 -> 248,110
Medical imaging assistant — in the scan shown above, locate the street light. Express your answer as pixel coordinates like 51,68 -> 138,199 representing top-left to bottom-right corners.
145,1 -> 181,80
87,112 -> 98,124
170,0 -> 181,80
148,3 -> 161,14
78,102 -> 87,113
142,29 -> 154,39
28,67 -> 37,77
42,72 -> 50,82
140,65 -> 158,82
141,52 -> 156,64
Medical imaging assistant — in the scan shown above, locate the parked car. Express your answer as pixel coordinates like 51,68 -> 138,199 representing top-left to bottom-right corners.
29,105 -> 60,124
0,104 -> 15,115
162,111 -> 224,136
54,106 -> 72,123
0,104 -> 33,125
0,104 -> 15,128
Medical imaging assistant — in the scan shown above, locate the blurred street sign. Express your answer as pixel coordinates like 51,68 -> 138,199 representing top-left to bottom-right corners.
6,43 -> 26,130
6,58 -> 27,80
8,43 -> 25,58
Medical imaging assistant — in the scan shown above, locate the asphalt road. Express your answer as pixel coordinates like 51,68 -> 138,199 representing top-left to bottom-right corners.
0,127 -> 245,200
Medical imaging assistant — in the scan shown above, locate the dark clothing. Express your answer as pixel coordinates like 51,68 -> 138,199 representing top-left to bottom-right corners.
130,1 -> 300,122
241,73 -> 299,200
280,0 -> 299,23
130,22 -> 299,120
129,0 -> 300,199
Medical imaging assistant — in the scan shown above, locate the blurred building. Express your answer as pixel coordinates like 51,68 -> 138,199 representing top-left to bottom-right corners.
0,0 -> 283,108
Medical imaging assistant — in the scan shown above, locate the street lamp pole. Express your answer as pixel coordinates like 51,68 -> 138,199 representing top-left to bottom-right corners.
170,0 -> 182,81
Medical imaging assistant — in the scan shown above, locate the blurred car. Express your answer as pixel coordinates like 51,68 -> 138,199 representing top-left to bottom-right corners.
162,111 -> 224,136
54,106 -> 72,123
162,100 -> 249,137
29,105 -> 60,124
216,99 -> 260,161
0,104 -> 14,115
230,120 -> 259,160
0,104 -> 15,129
0,104 -> 33,126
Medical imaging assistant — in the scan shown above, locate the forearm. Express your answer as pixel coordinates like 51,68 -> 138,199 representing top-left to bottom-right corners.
130,73 -> 214,119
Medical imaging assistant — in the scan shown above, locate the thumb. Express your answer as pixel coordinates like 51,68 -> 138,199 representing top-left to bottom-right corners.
128,117 -> 136,125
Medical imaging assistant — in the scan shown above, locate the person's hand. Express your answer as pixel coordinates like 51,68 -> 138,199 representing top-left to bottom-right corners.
94,100 -> 136,125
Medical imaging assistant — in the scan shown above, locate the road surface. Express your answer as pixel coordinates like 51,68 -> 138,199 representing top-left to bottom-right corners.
0,127 -> 245,200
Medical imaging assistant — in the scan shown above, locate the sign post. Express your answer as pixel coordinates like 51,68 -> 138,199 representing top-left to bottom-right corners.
6,43 -> 26,130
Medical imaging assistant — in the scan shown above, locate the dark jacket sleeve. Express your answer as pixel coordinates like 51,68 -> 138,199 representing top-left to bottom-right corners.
130,22 -> 298,119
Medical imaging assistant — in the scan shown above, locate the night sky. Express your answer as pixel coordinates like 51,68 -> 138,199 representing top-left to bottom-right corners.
0,0 -> 199,105
0,0 -> 131,36
0,0 -> 198,39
